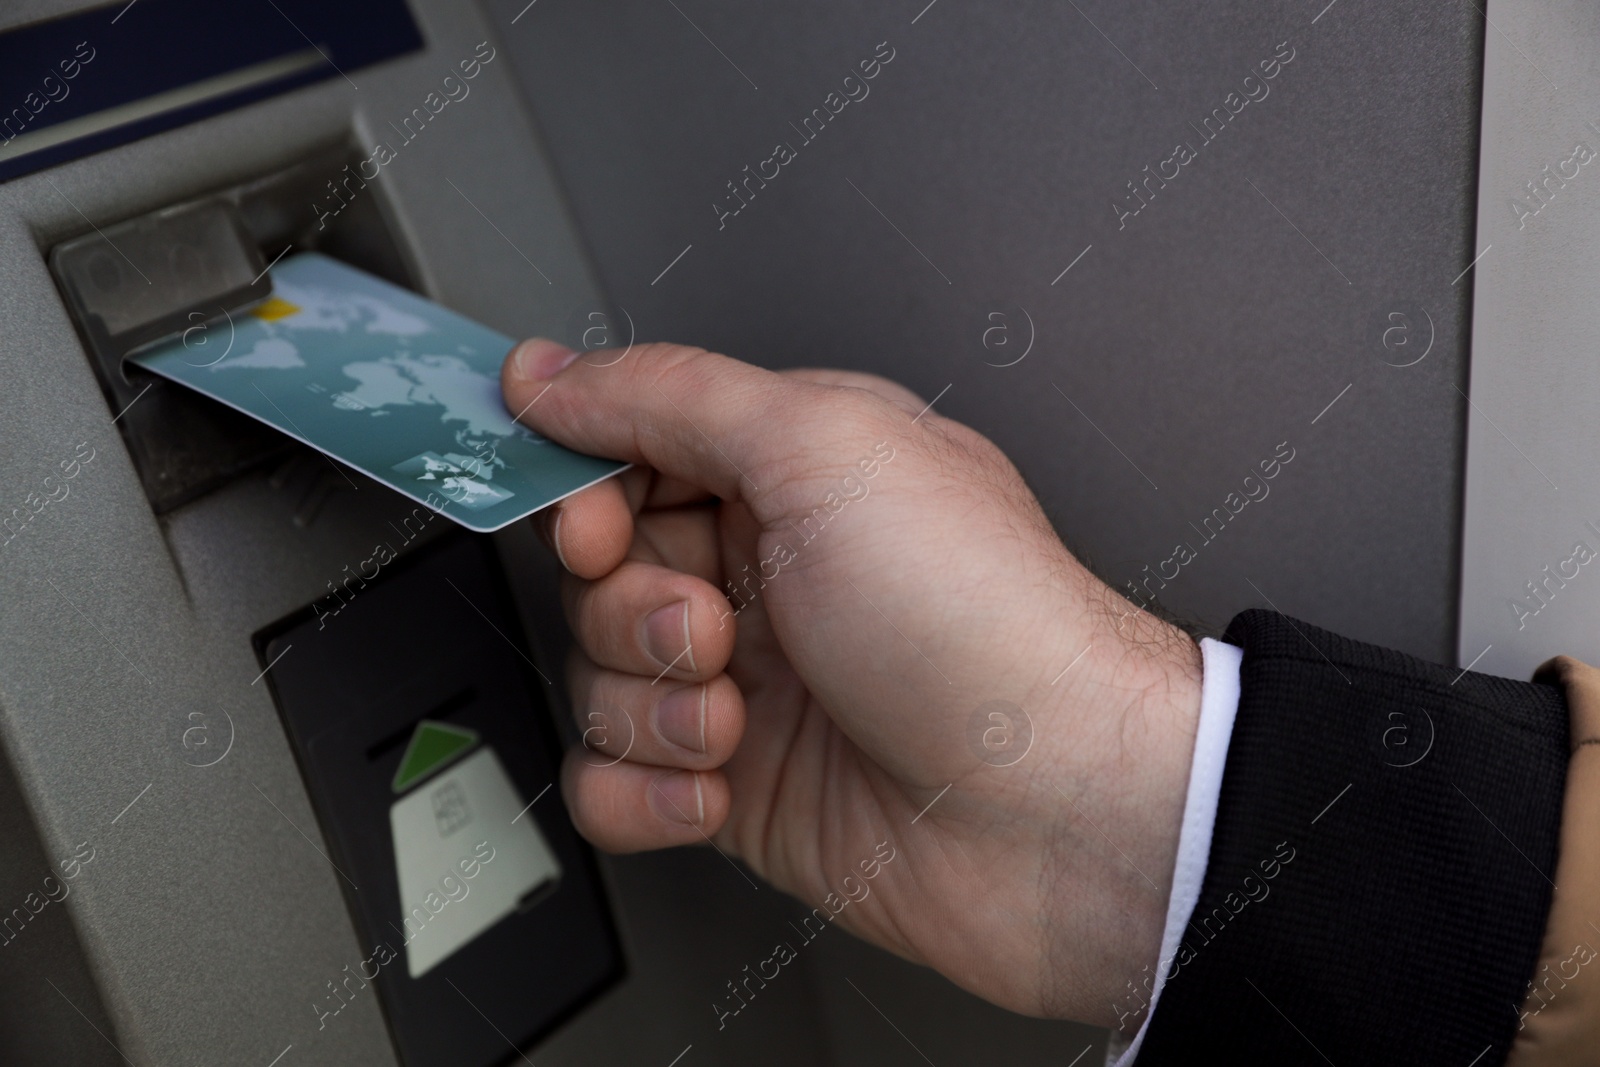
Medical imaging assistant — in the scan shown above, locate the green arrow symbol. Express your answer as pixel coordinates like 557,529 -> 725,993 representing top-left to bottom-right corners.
392,720 -> 479,794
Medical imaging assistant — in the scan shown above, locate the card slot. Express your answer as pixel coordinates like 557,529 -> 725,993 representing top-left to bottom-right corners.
365,686 -> 477,765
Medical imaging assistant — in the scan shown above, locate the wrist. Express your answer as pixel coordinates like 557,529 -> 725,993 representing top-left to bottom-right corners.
1033,583 -> 1203,1025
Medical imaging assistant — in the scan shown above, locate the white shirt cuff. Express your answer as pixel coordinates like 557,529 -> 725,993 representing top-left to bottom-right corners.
1112,636 -> 1242,1065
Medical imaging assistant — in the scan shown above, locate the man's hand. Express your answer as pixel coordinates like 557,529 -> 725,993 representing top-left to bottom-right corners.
501,338 -> 1201,1026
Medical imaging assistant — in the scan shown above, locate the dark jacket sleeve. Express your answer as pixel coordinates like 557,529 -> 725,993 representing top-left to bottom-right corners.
1136,610 -> 1568,1066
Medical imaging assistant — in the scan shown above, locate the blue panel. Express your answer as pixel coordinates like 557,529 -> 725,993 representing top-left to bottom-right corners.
0,0 -> 424,182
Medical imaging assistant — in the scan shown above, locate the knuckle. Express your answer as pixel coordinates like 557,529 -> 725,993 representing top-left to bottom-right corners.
630,342 -> 715,392
848,387 -> 908,433
846,372 -> 927,411
780,381 -> 887,447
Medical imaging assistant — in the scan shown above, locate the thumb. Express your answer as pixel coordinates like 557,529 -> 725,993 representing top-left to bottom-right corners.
502,338 -> 838,504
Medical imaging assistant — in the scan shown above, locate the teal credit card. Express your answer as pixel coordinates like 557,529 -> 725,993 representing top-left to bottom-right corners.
131,253 -> 625,532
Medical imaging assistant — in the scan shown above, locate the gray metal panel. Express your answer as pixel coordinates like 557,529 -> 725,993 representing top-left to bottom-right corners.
1460,1 -> 1600,679
0,750 -> 120,1067
493,0 -> 1484,666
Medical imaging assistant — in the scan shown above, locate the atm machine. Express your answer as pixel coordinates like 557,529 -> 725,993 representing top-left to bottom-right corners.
1,0 -> 1554,1065
0,1 -> 634,1064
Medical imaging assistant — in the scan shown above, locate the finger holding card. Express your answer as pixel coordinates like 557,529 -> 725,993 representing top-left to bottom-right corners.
535,475 -> 633,579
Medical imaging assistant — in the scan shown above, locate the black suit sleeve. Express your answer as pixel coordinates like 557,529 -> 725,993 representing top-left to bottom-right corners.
1136,610 -> 1568,1066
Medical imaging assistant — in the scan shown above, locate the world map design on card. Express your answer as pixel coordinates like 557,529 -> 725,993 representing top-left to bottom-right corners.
131,252 -> 625,532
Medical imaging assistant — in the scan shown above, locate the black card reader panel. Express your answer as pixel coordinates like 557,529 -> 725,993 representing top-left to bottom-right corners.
257,533 -> 623,1067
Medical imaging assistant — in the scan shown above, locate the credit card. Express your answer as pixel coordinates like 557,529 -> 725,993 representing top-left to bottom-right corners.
130,252 -> 625,532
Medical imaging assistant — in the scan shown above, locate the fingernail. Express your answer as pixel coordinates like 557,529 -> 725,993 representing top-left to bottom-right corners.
513,338 -> 579,380
548,507 -> 571,572
655,683 -> 707,754
643,600 -> 695,672
650,770 -> 704,825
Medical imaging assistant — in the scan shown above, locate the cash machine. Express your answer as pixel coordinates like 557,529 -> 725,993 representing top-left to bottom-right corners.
6,0 -> 1556,1064
0,2 -> 630,1064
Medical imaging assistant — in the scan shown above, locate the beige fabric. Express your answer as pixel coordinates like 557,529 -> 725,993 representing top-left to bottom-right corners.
1508,656 -> 1600,1066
